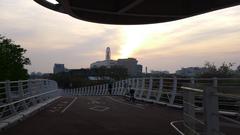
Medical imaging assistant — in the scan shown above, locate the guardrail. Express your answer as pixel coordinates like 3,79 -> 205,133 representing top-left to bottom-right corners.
0,79 -> 60,121
64,77 -> 240,110
181,86 -> 240,135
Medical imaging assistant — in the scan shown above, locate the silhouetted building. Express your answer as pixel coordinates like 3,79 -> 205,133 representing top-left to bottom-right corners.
91,47 -> 117,68
117,58 -> 142,76
151,70 -> 170,75
90,47 -> 142,77
53,64 -> 65,74
176,67 -> 206,77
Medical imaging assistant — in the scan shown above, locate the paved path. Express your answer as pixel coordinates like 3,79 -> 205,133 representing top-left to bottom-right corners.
1,96 -> 182,135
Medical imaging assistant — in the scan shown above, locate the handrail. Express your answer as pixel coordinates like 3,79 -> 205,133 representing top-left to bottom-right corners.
0,89 -> 58,108
181,87 -> 203,93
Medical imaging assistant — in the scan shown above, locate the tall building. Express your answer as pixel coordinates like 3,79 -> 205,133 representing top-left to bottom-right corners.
90,47 -> 116,68
106,47 -> 111,60
53,64 -> 65,74
90,47 -> 142,76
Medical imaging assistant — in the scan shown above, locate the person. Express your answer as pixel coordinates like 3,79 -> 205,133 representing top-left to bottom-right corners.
129,85 -> 135,102
108,83 -> 112,95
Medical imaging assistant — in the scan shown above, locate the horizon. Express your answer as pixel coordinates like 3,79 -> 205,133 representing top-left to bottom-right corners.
0,0 -> 240,73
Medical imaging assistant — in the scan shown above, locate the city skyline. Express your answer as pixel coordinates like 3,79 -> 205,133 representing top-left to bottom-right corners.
0,0 -> 240,73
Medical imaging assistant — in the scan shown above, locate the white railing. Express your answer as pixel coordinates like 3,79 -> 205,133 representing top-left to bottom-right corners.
0,79 -> 60,121
63,77 -> 240,110
181,86 -> 240,135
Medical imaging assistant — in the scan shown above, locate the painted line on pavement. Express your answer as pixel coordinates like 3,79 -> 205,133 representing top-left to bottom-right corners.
107,96 -> 144,109
170,120 -> 185,135
61,97 -> 77,113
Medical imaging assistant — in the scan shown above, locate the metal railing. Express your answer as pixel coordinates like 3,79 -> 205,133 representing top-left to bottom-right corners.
0,77 -> 239,133
0,79 -> 60,121
64,77 -> 240,110
182,86 -> 240,135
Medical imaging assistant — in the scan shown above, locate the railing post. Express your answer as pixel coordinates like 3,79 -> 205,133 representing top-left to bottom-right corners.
112,83 -> 116,95
170,77 -> 177,105
91,86 -> 94,96
116,81 -> 119,95
93,86 -> 96,96
156,77 -> 163,101
28,80 -> 34,96
183,89 -> 196,135
203,87 -> 219,135
114,82 -> 118,95
191,77 -> 195,84
83,87 -> 86,96
5,80 -> 12,103
139,78 -> 145,98
97,85 -> 100,95
89,86 -> 92,96
147,77 -> 153,99
100,85 -> 103,96
213,78 -> 218,87
96,85 -> 99,95
121,80 -> 125,95
131,78 -> 135,97
80,87 -> 83,96
135,78 -> 139,98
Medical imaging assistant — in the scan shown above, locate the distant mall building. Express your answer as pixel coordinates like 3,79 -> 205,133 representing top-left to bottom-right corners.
176,67 -> 207,77
53,64 -> 65,74
90,47 -> 142,76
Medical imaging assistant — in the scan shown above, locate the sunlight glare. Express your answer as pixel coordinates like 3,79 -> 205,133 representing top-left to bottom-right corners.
120,27 -> 152,58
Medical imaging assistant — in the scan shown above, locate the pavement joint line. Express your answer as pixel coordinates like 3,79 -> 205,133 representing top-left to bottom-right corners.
106,96 -> 144,109
60,97 -> 77,113
170,120 -> 185,135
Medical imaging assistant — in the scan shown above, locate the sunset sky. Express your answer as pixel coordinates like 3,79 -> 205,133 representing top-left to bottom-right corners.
1,0 -> 240,73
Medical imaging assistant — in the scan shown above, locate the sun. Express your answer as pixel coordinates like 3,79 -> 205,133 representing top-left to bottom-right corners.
120,26 -> 152,58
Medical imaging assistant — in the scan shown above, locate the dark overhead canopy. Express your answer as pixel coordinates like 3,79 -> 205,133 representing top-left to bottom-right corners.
34,0 -> 240,25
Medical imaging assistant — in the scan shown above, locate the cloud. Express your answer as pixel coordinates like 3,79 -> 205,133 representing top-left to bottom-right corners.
1,0 -> 240,73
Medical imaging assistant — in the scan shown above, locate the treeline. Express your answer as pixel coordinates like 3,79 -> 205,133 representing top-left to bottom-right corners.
198,62 -> 240,78
0,35 -> 30,81
50,66 -> 129,88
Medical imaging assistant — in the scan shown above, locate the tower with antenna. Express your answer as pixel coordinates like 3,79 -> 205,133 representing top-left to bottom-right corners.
106,47 -> 111,61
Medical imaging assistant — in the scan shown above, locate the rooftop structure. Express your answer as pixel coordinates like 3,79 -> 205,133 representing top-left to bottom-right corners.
53,63 -> 65,74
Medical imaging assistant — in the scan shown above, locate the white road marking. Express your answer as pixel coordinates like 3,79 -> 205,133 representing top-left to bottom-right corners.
107,97 -> 144,109
89,106 -> 110,112
170,120 -> 185,135
61,97 -> 77,113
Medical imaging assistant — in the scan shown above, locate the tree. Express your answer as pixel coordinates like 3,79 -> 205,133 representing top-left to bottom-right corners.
200,61 -> 235,78
237,65 -> 240,72
0,35 -> 31,81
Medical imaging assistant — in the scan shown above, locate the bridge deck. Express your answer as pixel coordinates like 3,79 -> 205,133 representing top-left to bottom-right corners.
1,96 -> 182,135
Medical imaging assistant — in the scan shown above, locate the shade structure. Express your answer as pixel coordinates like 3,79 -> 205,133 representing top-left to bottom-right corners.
34,0 -> 240,25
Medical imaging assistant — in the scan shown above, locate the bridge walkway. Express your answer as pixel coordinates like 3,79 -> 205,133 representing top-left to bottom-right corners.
1,96 -> 182,135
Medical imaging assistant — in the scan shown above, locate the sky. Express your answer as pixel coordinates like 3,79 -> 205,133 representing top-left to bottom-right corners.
0,0 -> 240,73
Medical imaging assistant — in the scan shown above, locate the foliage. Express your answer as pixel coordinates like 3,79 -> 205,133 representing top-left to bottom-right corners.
237,65 -> 240,72
0,35 -> 30,81
200,62 -> 236,78
50,66 -> 128,88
